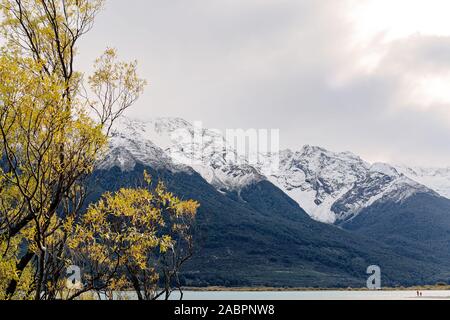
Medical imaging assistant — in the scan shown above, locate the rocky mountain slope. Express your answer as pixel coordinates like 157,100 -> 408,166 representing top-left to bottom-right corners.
91,116 -> 450,287
105,117 -> 447,225
264,147 -> 436,224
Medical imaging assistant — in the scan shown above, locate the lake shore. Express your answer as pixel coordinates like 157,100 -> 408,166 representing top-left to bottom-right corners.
167,289 -> 450,300
183,285 -> 450,292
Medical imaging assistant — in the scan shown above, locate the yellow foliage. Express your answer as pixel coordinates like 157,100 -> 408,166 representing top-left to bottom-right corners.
0,0 -> 146,300
0,235 -> 34,300
70,173 -> 199,299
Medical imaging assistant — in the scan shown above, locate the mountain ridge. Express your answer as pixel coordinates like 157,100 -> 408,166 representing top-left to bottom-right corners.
104,116 -> 447,225
90,116 -> 450,287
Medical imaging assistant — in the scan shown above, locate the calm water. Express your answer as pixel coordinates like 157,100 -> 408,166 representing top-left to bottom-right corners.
165,290 -> 450,300
103,290 -> 450,300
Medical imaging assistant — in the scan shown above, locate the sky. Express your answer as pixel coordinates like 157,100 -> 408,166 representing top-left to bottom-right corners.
77,0 -> 450,167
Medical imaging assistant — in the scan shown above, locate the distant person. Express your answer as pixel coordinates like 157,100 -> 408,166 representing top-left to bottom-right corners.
417,291 -> 419,297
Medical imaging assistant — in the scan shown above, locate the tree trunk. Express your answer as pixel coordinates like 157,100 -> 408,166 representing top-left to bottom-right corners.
5,250 -> 35,299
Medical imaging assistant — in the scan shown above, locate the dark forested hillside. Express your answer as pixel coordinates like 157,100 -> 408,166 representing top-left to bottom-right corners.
341,193 -> 450,270
87,164 -> 450,288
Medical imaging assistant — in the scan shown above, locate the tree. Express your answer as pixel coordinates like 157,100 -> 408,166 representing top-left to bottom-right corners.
0,0 -> 146,300
67,172 -> 199,300
0,232 -> 34,300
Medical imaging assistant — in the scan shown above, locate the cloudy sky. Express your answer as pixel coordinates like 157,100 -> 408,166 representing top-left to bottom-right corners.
77,0 -> 450,167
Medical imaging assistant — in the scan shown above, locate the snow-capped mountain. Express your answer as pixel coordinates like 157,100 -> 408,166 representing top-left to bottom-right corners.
103,116 -> 445,225
94,116 -> 450,287
264,147 -> 435,223
263,147 -> 369,223
394,166 -> 450,199
99,118 -> 187,172
104,117 -> 265,192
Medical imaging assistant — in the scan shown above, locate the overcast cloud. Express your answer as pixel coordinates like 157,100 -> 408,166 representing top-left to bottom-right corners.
77,0 -> 450,167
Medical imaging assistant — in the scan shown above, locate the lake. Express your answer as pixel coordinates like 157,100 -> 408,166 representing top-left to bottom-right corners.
166,290 -> 450,300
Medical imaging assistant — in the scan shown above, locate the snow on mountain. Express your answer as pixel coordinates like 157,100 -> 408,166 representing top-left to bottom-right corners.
99,118 -> 185,172
103,117 -> 265,191
264,147 -> 435,224
262,146 -> 369,223
394,166 -> 450,199
103,116 -> 443,224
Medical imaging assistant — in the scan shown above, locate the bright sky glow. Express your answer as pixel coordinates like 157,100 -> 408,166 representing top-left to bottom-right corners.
349,0 -> 450,41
